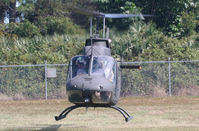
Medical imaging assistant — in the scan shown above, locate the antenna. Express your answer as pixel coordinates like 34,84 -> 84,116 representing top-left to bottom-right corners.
96,18 -> 99,38
103,17 -> 105,38
90,17 -> 93,37
106,28 -> 109,39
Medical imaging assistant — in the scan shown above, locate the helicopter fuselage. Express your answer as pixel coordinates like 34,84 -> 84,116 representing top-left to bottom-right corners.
55,12 -> 148,122
66,38 -> 121,107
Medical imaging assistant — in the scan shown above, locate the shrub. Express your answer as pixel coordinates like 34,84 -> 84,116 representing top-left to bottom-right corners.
1,21 -> 41,38
15,20 -> 41,37
180,12 -> 196,37
45,16 -> 85,35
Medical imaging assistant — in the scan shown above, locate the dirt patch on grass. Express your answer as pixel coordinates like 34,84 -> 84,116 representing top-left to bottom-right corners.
0,93 -> 13,101
176,86 -> 199,96
152,86 -> 168,97
0,93 -> 26,101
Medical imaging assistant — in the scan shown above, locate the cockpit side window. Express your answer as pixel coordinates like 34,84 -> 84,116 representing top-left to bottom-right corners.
72,56 -> 89,77
92,57 -> 105,74
92,56 -> 115,82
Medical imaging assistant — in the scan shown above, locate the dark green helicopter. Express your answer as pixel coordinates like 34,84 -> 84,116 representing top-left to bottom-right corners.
55,11 -> 152,122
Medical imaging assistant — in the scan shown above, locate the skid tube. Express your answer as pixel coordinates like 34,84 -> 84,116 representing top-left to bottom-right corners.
55,105 -> 133,122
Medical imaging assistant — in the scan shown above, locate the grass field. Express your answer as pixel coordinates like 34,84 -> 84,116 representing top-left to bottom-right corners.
0,96 -> 199,131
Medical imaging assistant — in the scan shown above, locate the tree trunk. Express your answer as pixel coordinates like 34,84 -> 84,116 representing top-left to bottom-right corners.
0,2 -> 7,23
9,0 -> 16,23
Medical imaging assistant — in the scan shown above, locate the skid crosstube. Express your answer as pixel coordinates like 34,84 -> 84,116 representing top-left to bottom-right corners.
55,105 -> 133,122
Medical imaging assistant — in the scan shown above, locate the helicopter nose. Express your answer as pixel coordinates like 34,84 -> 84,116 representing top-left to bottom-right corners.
98,85 -> 103,90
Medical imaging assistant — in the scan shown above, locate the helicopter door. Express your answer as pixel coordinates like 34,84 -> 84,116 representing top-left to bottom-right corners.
71,56 -> 89,78
92,56 -> 116,83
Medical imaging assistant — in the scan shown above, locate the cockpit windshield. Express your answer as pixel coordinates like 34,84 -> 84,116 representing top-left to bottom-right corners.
71,56 -> 115,82
92,56 -> 115,82
72,56 -> 89,77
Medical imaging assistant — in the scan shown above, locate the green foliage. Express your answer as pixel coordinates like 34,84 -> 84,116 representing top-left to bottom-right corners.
133,0 -> 199,37
16,0 -> 35,15
15,20 -> 40,37
0,0 -> 198,38
180,12 -> 196,36
0,16 -> 85,37
97,0 -> 141,29
1,21 -> 40,37
111,22 -> 162,60
0,34 -> 86,65
0,0 -> 199,97
45,16 -> 84,35
111,21 -> 199,61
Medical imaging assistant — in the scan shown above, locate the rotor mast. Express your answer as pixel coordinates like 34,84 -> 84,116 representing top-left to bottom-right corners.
86,12 -> 154,57
89,16 -> 107,39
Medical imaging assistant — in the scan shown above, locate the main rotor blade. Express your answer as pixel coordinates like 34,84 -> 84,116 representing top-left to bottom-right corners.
69,6 -> 154,19
104,14 -> 154,18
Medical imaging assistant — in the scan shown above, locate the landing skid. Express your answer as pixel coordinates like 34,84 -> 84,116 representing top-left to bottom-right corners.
55,105 -> 133,122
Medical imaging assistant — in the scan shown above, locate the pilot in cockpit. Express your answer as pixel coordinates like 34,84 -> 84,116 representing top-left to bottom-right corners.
92,60 -> 104,74
76,60 -> 87,75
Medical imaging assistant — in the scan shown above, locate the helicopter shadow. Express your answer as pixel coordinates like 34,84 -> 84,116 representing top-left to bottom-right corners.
38,124 -> 61,131
37,124 -> 87,131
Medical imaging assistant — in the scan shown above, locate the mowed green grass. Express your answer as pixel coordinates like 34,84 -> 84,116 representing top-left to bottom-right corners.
0,96 -> 199,131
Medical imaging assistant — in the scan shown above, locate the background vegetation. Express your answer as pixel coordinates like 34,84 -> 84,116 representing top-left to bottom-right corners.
0,0 -> 199,97
0,0 -> 199,64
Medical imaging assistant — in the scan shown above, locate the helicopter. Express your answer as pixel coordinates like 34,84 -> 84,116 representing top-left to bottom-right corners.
55,11 -> 152,122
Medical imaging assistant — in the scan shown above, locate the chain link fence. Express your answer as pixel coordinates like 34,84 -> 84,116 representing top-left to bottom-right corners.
0,60 -> 198,100
0,64 -> 68,100
121,60 -> 199,96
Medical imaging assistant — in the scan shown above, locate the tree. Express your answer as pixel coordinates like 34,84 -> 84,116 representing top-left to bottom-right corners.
0,1 -> 7,23
9,0 -> 17,23
96,0 -> 141,30
134,0 -> 199,37
0,0 -> 17,23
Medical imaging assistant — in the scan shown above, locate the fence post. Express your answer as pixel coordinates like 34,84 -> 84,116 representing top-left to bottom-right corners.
168,57 -> 171,96
45,62 -> 48,100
